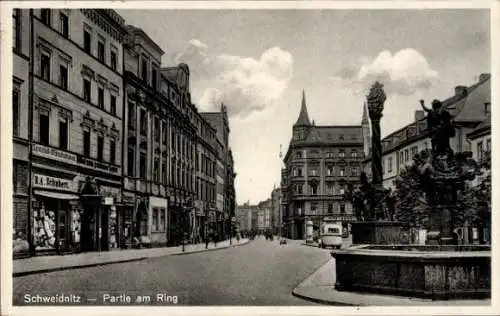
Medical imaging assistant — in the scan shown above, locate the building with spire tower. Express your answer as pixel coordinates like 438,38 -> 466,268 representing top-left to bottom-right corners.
281,91 -> 365,240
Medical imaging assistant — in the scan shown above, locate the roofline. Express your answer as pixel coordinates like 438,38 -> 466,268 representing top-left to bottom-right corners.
126,25 -> 165,55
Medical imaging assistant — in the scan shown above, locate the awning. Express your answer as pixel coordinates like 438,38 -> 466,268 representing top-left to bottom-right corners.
34,190 -> 79,200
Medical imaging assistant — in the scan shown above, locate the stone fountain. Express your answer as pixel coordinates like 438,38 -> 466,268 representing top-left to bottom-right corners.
331,82 -> 491,300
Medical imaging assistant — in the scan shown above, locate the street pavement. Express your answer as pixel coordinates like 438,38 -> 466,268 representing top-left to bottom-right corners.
13,238 -> 332,306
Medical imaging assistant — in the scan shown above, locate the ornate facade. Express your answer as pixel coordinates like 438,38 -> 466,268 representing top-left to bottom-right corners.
281,91 -> 365,240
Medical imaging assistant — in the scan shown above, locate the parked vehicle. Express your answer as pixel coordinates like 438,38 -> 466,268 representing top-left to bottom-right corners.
319,223 -> 343,249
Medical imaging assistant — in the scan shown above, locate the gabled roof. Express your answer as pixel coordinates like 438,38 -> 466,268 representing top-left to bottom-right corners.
294,90 -> 311,126
452,76 -> 490,123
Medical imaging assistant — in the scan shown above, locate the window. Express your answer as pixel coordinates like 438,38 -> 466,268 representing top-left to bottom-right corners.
295,151 -> 302,159
83,79 -> 91,103
388,156 -> 393,173
159,209 -> 165,232
162,122 -> 167,144
411,146 -> 418,160
97,39 -> 105,63
97,136 -> 104,160
128,102 -> 136,129
110,140 -> 116,164
59,118 -> 68,150
154,158 -> 160,183
83,130 -> 90,156
339,168 -> 345,177
59,64 -> 68,90
140,109 -> 147,136
41,53 -> 51,81
328,203 -> 333,214
310,167 -> 317,176
59,12 -> 69,37
351,150 -> 357,157
155,117 -> 160,141
339,150 -> 345,158
110,95 -> 116,115
110,50 -> 117,71
152,68 -> 157,90
152,208 -> 158,232
351,167 -> 358,176
486,139 -> 491,152
127,148 -> 135,176
139,152 -> 146,179
97,87 -> 104,109
13,9 -> 21,52
404,149 -> 409,162
311,203 -> 317,214
141,59 -> 148,82
83,29 -> 91,54
478,142 -> 483,161
310,184 -> 318,195
41,9 -> 51,26
340,204 -> 345,214
163,162 -> 168,184
399,152 -> 404,164
13,89 -> 19,137
327,166 -> 333,176
39,113 -> 50,145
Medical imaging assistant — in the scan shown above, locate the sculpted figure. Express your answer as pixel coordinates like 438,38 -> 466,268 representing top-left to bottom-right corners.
420,99 -> 456,156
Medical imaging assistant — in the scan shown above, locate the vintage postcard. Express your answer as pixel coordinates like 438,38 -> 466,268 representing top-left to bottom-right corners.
1,1 -> 498,316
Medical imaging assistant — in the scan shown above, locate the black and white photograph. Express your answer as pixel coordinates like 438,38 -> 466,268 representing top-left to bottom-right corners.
2,1 -> 497,315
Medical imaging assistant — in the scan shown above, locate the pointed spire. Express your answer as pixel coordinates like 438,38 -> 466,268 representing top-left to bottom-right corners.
362,102 -> 369,124
294,90 -> 311,126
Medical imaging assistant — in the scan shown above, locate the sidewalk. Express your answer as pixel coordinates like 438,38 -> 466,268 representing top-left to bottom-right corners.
13,238 -> 250,277
292,258 -> 491,306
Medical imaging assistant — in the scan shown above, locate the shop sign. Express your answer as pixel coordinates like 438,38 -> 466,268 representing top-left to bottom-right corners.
33,174 -> 76,192
77,156 -> 119,175
33,144 -> 77,165
100,186 -> 121,199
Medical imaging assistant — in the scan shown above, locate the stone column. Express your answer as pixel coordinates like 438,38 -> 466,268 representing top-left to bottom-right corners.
367,82 -> 386,220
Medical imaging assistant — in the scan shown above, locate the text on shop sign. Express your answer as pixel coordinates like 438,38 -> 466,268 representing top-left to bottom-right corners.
33,144 -> 77,165
33,174 -> 75,192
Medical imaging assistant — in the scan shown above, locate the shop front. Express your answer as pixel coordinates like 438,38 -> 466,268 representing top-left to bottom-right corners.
119,193 -> 136,249
31,173 -> 81,255
79,177 -> 109,252
149,196 -> 168,247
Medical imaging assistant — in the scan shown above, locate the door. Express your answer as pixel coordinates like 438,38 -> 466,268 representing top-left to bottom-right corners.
57,206 -> 68,252
81,206 -> 96,252
100,208 -> 109,251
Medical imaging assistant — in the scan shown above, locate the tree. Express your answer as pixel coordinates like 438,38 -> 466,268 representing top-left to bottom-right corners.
393,152 -> 430,228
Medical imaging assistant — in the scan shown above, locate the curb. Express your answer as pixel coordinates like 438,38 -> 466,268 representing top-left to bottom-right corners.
292,288 -> 355,306
13,240 -> 251,277
13,257 -> 147,278
172,239 -> 251,256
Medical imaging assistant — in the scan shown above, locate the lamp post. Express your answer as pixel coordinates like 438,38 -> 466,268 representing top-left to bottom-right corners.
366,82 -> 386,220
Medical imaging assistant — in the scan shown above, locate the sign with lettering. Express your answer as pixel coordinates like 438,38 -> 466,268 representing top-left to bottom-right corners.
100,186 -> 121,203
77,156 -> 119,175
33,144 -> 77,165
33,174 -> 76,192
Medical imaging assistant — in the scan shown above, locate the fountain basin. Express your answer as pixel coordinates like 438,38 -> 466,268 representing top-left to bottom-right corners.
331,245 -> 490,300
351,221 -> 410,245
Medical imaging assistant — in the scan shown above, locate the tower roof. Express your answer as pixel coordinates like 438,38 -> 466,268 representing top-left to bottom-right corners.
362,102 -> 369,124
294,90 -> 311,126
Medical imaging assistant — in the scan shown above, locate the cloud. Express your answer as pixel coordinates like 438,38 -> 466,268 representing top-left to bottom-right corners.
175,39 -> 293,118
331,48 -> 439,97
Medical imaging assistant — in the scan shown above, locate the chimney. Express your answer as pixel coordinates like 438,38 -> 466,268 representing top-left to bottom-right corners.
454,85 -> 468,97
479,73 -> 491,82
414,110 -> 425,122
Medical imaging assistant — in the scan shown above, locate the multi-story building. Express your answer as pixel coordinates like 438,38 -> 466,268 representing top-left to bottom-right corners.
281,91 -> 364,240
362,74 -> 491,190
201,105 -> 234,238
194,112 -> 217,243
24,9 -> 128,255
12,9 -> 31,252
270,186 -> 282,235
123,24 -> 200,247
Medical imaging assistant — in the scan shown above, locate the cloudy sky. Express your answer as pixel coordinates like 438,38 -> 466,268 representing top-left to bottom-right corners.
118,8 -> 490,205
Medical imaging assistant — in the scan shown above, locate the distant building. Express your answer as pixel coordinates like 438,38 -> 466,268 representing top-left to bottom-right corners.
362,74 -> 491,190
281,91 -> 364,240
271,186 -> 282,234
